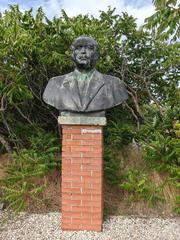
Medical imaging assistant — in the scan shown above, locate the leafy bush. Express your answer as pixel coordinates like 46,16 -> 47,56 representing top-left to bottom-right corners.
174,195 -> 180,214
120,170 -> 164,204
141,107 -> 180,176
105,121 -> 134,149
0,130 -> 60,211
104,147 -> 124,185
143,131 -> 179,166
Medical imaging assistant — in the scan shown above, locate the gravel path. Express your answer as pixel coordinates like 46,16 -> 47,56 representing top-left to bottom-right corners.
0,212 -> 179,240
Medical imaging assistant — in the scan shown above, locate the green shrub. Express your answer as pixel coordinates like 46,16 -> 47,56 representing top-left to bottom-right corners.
105,121 -> 134,149
143,131 -> 179,166
0,129 -> 60,211
104,147 -> 124,185
174,195 -> 180,214
120,170 -> 164,204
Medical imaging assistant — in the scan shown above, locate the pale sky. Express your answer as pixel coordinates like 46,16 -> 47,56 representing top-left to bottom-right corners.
0,0 -> 155,26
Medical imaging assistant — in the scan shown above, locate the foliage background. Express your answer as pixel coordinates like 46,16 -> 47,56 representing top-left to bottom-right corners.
0,4 -> 179,213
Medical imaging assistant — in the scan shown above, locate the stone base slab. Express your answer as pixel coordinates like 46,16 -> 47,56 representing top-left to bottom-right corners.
58,116 -> 107,126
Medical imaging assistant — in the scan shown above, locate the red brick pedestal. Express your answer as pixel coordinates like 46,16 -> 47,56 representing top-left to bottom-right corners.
58,116 -> 106,232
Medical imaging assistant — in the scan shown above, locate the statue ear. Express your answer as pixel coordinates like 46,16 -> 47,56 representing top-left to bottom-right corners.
71,52 -> 75,60
94,50 -> 99,61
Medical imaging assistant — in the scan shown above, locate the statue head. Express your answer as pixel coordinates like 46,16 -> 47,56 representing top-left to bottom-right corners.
71,36 -> 99,70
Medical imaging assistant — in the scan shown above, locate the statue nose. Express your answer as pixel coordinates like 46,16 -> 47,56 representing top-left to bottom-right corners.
81,47 -> 86,53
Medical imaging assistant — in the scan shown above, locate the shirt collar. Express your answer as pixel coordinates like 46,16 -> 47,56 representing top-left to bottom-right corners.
74,68 -> 95,77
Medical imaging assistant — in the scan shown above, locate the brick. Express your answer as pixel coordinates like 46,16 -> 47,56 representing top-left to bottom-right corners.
62,205 -> 72,212
71,218 -> 84,225
73,170 -> 91,176
71,158 -> 83,164
93,189 -> 102,195
92,146 -> 102,153
92,183 -> 102,189
82,140 -> 102,146
62,162 -> 71,169
62,125 -> 71,129
81,188 -> 93,194
62,162 -> 72,169
63,134 -> 72,140
62,158 -> 71,163
82,188 -> 101,195
71,194 -> 91,201
82,152 -> 102,158
91,212 -> 102,219
91,134 -> 102,140
63,128 -> 81,134
61,193 -> 72,200
62,175 -> 81,182
62,187 -> 81,194
62,152 -> 81,158
71,164 -> 81,172
90,160 -> 102,166
82,200 -> 102,207
62,146 -> 71,152
71,146 -> 92,152
61,170 -> 70,178
61,170 -> 72,176
61,217 -> 71,224
79,218 -> 91,225
81,212 -> 93,218
82,176 -> 102,184
92,194 -> 102,201
82,165 -> 102,171
92,207 -> 102,213
76,215 -> 92,220
82,158 -> 103,164
62,140 -> 81,146
62,199 -> 81,206
73,134 -> 93,140
91,219 -> 102,225
82,158 -> 93,164
71,182 -> 92,188
61,182 -> 71,188
72,206 -> 91,212
63,211 -> 82,218
92,171 -> 102,177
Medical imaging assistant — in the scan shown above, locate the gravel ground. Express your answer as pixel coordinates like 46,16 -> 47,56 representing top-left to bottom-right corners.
0,212 -> 179,240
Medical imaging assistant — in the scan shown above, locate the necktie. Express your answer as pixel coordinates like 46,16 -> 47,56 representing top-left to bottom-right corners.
78,73 -> 87,93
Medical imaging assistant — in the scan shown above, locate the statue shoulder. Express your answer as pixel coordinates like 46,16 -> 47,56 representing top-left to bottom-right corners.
48,72 -> 72,86
102,72 -> 128,98
43,72 -> 72,105
102,73 -> 124,86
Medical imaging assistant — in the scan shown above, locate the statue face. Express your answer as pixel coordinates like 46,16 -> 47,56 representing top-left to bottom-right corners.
72,37 -> 98,70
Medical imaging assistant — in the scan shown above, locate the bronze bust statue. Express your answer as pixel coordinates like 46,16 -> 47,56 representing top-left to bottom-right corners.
43,36 -> 128,116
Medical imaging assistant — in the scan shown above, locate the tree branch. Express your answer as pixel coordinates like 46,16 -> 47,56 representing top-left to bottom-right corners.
124,102 -> 140,129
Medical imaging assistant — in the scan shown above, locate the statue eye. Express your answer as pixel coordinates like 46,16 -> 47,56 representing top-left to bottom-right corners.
76,45 -> 83,49
87,45 -> 94,50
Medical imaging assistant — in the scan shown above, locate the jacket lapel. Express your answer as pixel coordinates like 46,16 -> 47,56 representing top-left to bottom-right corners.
82,70 -> 105,111
62,74 -> 82,110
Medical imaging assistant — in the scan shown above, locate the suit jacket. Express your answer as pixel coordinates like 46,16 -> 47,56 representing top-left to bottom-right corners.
42,69 -> 128,112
